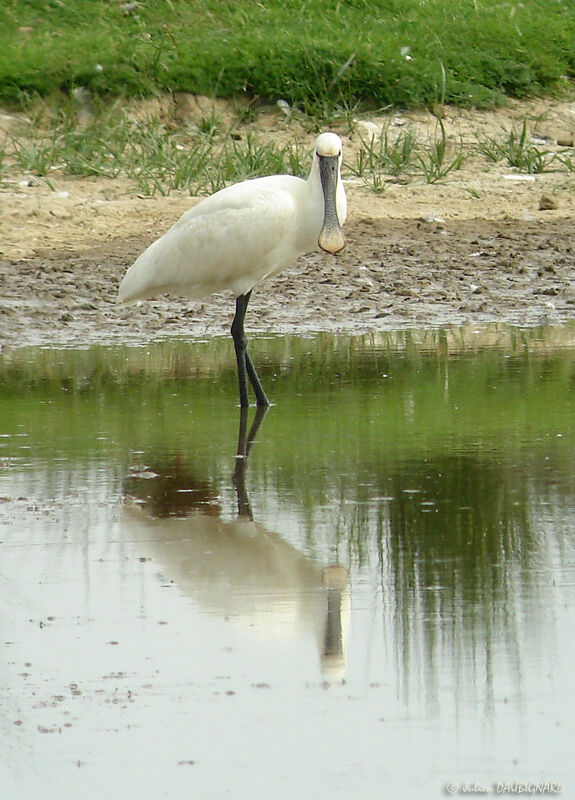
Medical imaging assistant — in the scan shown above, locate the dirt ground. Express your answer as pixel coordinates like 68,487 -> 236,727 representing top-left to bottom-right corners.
1,96 -> 575,350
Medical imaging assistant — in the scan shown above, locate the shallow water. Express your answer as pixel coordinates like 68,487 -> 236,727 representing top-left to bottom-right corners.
1,325 -> 574,798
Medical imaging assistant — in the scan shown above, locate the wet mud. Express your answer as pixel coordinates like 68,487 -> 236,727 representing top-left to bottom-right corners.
1,216 -> 574,349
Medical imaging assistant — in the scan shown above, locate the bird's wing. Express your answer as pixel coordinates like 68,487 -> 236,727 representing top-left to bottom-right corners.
119,179 -> 304,303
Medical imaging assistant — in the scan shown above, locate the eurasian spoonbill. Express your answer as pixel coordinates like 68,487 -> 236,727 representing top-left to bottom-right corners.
118,132 -> 347,406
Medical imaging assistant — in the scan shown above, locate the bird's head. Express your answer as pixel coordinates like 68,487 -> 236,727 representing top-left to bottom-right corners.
315,132 -> 344,159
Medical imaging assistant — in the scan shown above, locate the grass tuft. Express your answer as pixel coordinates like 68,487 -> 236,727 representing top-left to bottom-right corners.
477,123 -> 559,173
2,101 -> 311,196
348,117 -> 465,191
415,119 -> 465,184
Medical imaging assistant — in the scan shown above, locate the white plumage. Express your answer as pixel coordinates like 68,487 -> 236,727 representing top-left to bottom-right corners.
118,131 -> 347,406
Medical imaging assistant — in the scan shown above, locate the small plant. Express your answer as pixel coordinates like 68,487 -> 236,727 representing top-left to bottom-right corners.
349,119 -> 466,189
476,122 -> 557,173
475,136 -> 500,164
232,98 -> 260,126
555,150 -> 575,173
505,124 -> 547,172
196,109 -> 224,139
382,129 -> 417,177
348,125 -> 417,192
415,118 -> 465,184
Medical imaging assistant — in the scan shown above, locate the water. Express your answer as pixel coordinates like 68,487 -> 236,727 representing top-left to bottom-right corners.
1,325 -> 574,798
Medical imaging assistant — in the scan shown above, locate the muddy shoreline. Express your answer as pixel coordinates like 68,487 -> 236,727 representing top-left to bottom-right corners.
1,216 -> 575,350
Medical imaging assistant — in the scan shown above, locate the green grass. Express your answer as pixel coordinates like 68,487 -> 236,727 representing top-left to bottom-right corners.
4,99 -> 312,195
3,1 -> 575,196
347,126 -> 418,192
4,98 -> 574,196
476,121 -> 559,173
414,118 -> 465,183
1,0 -> 575,112
346,120 -> 467,190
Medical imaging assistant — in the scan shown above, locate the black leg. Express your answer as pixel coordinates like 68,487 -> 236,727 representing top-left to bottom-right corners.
230,292 -> 270,407
231,294 -> 250,408
245,351 -> 270,407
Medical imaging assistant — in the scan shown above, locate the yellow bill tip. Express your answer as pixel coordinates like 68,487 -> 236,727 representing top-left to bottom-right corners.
319,225 -> 346,254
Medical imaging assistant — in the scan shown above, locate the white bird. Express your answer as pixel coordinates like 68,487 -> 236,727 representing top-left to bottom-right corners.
118,132 -> 347,407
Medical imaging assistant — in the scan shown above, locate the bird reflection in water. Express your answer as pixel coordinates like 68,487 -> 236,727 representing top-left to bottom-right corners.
122,408 -> 349,682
